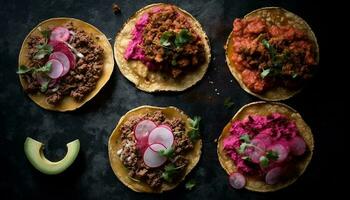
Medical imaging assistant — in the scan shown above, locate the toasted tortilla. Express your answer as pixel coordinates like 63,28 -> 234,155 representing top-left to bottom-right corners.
108,106 -> 202,193
217,101 -> 314,192
114,3 -> 211,92
225,7 -> 319,101
18,18 -> 114,111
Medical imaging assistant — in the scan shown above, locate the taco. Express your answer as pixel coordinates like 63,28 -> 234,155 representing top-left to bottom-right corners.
217,101 -> 314,192
18,18 -> 114,111
225,7 -> 319,101
108,106 -> 202,193
114,3 -> 211,92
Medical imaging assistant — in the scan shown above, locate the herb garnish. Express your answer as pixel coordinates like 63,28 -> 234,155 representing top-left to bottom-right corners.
162,164 -> 185,182
224,97 -> 235,109
16,62 -> 52,75
259,156 -> 269,168
159,147 -> 174,158
33,44 -> 53,60
188,116 -> 201,141
185,179 -> 196,190
174,29 -> 192,48
260,39 -> 288,79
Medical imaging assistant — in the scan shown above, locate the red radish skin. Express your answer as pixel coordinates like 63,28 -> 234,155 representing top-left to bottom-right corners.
134,120 -> 157,141
268,143 -> 289,163
265,167 -> 283,185
229,172 -> 246,189
49,52 -> 70,77
143,144 -> 167,168
149,143 -> 166,152
46,59 -> 64,79
289,136 -> 306,156
249,149 -> 264,164
49,41 -> 76,68
148,126 -> 174,149
50,27 -> 70,42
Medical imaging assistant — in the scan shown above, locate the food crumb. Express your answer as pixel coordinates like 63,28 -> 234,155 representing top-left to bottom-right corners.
112,3 -> 121,14
214,138 -> 218,143
209,81 -> 214,84
230,79 -> 233,83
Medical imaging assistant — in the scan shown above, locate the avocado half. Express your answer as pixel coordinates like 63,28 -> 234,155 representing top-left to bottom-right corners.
24,137 -> 80,175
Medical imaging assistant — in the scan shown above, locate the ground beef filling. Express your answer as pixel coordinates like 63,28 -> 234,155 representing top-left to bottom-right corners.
23,22 -> 104,104
231,17 -> 317,93
118,111 -> 193,188
141,6 -> 206,78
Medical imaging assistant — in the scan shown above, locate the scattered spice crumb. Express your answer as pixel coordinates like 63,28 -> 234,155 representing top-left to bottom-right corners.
214,138 -> 218,143
214,88 -> 218,92
112,3 -> 121,14
230,79 -> 233,83
216,92 -> 220,95
209,81 -> 214,84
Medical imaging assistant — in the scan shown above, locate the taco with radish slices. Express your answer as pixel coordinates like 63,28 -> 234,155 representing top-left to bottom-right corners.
108,106 -> 202,193
225,7 -> 319,101
18,18 -> 114,111
114,3 -> 211,92
217,101 -> 314,192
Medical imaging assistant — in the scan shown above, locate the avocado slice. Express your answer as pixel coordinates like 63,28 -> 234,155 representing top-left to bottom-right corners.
24,137 -> 80,175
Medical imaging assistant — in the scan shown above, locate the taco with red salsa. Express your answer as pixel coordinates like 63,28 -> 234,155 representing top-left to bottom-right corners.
114,3 -> 211,92
225,7 -> 319,100
108,106 -> 202,193
18,18 -> 114,111
217,101 -> 314,192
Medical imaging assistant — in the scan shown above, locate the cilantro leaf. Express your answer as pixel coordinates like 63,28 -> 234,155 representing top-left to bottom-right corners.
17,65 -> 33,74
188,116 -> 201,141
40,80 -> 49,93
292,73 -> 298,79
224,97 -> 235,109
174,29 -> 192,48
259,156 -> 269,168
160,31 -> 173,47
40,29 -> 52,42
159,147 -> 174,158
35,62 -> 52,73
185,179 -> 196,190
262,39 -> 276,60
239,134 -> 250,143
34,44 -> 53,60
266,150 -> 279,161
238,142 -> 249,154
162,164 -> 184,182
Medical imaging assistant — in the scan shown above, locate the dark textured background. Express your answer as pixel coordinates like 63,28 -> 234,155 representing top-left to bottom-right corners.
0,0 -> 341,199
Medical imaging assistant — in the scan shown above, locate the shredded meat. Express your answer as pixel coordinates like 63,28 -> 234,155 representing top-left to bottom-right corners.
141,6 -> 206,78
231,17 -> 317,93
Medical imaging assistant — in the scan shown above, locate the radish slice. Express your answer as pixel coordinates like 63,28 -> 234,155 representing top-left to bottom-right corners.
158,124 -> 172,132
143,144 -> 167,168
148,126 -> 174,149
50,27 -> 70,42
49,52 -> 70,77
49,41 -> 76,68
265,167 -> 283,185
251,138 -> 267,151
149,143 -> 166,152
134,120 -> 157,141
229,172 -> 246,189
268,143 -> 289,163
249,149 -> 264,164
34,73 -> 49,85
46,59 -> 63,79
289,136 -> 306,156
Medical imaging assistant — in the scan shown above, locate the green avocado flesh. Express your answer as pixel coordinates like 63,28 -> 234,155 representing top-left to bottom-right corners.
24,137 -> 80,175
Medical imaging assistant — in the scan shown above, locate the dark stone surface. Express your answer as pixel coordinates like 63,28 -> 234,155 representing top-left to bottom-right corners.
0,0 -> 340,199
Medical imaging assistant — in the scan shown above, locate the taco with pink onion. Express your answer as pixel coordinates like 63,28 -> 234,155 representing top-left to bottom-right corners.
18,18 -> 114,111
217,101 -> 314,192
